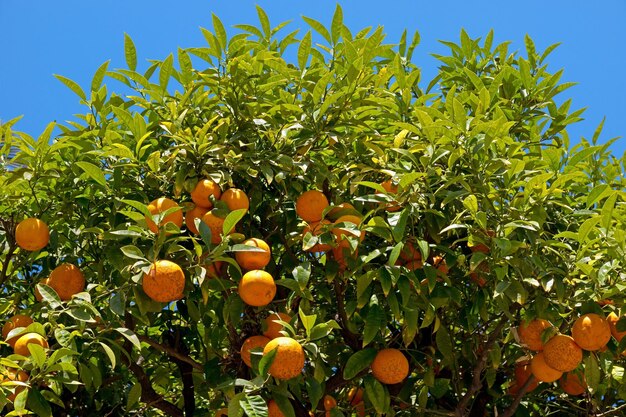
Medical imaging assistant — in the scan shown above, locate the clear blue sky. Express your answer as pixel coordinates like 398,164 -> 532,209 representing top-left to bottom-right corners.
1,1 -> 624,154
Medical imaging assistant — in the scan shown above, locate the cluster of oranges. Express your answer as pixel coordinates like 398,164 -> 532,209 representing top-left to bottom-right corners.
512,312 -> 624,396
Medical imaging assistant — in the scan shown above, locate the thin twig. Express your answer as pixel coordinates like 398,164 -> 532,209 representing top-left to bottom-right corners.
499,374 -> 536,417
137,335 -> 203,371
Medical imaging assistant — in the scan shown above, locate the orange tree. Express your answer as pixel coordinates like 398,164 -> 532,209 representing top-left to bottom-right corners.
1,5 -> 626,417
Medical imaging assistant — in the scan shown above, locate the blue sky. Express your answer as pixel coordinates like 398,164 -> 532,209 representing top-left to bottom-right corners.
1,1 -> 624,154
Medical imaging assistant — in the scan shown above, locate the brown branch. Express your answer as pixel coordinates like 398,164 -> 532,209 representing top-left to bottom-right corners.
499,374 -> 536,417
333,279 -> 360,351
455,315 -> 508,417
597,402 -> 626,417
164,329 -> 195,417
0,217 -> 18,287
138,335 -> 203,371
126,358 -> 183,417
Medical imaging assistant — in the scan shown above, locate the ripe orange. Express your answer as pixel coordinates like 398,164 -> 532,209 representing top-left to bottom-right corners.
142,260 -> 185,303
191,179 -> 222,209
530,352 -> 563,383
2,315 -> 34,348
13,333 -> 48,356
608,312 -> 626,342
235,238 -> 271,270
347,387 -> 366,417
238,270 -> 276,307
0,368 -> 28,402
185,205 -> 209,235
332,215 -> 365,245
518,319 -> 552,351
240,335 -> 271,367
331,245 -> 358,271
572,313 -> 611,351
201,211 -> 234,244
371,348 -> 410,385
323,395 -> 337,410
559,372 -> 586,396
220,188 -> 249,211
267,400 -> 285,417
46,263 -> 86,300
380,179 -> 401,212
263,312 -> 291,339
404,258 -> 423,271
543,334 -> 583,372
328,202 -> 356,219
262,337 -> 305,380
302,220 -> 332,252
214,408 -> 228,417
295,190 -> 329,222
205,261 -> 223,279
15,218 -> 49,251
508,360 -> 538,396
432,255 -> 448,275
399,240 -> 420,262
146,197 -> 184,233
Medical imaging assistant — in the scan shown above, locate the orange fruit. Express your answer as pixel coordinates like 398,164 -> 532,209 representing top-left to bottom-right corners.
572,313 -> 611,351
530,352 -> 563,383
302,220 -> 332,252
262,337 -> 305,380
214,408 -> 228,417
508,360 -> 538,396
432,255 -> 448,275
295,190 -> 329,223
220,188 -> 249,211
15,218 -> 49,251
399,240 -> 420,263
185,205 -> 209,235
240,335 -> 271,367
328,202 -> 356,219
142,260 -> 185,303
191,179 -> 222,209
347,387 -> 366,417
238,270 -> 276,307
46,263 -> 86,301
559,372 -> 586,396
332,215 -> 365,245
380,179 -> 401,212
235,238 -> 271,270
371,348 -> 410,385
608,312 -> 626,342
264,312 -> 292,339
543,334 -> 583,372
205,261 -> 223,279
146,197 -> 183,233
13,333 -> 48,356
0,368 -> 28,402
267,400 -> 285,417
331,245 -> 358,271
518,319 -> 552,351
2,315 -> 34,348
323,395 -> 337,410
201,211 -> 233,244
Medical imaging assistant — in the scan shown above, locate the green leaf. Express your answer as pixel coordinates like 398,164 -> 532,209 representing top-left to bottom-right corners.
273,395 -> 296,417
436,325 -> 454,366
198,221 -> 213,249
76,161 -> 107,187
299,307 -> 317,338
91,60 -> 110,92
26,387 -> 52,417
124,33 -> 137,71
363,304 -> 385,347
331,4 -> 343,44
240,394 -> 268,417
36,283 -> 63,309
126,382 -> 141,410
578,216 -> 601,243
259,346 -> 277,378
159,54 -> 173,91
54,74 -> 86,101
392,208 -> 410,242
115,328 -> 141,350
343,348 -> 377,380
463,194 -> 478,215
120,245 -> 146,261
298,31 -> 312,70
223,208 -> 247,236
28,343 -> 47,367
302,16 -> 331,44
601,192 -> 617,230
584,355 -> 600,392
98,342 -> 117,369
212,13 -> 227,50
364,375 -> 389,415
256,5 -> 271,38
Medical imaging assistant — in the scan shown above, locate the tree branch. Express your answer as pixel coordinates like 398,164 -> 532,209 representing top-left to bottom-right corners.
333,279 -> 360,351
0,217 -> 18,287
455,315 -> 508,417
499,374 -> 536,417
137,335 -> 203,371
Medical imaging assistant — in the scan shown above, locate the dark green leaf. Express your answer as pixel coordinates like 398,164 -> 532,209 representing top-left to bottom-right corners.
343,348 -> 376,380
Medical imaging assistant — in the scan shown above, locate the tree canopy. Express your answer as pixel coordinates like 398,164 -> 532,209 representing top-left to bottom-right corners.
1,5 -> 625,417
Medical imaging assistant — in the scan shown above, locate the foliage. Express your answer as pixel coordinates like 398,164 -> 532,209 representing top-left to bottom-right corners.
1,5 -> 625,416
